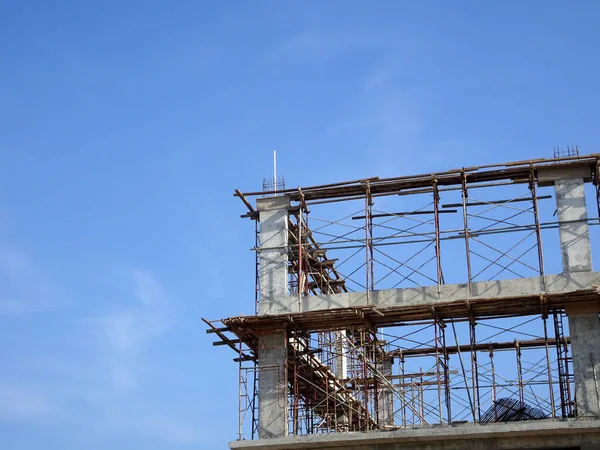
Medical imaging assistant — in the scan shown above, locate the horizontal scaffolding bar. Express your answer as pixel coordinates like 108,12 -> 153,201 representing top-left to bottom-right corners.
214,288 -> 600,342
442,195 -> 552,208
237,155 -> 599,202
351,210 -> 458,220
389,338 -> 570,358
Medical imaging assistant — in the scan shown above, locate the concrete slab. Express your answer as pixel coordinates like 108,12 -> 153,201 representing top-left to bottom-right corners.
230,419 -> 600,449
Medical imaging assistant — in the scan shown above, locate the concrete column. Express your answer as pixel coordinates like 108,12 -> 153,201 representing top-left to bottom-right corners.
257,195 -> 290,438
257,195 -> 292,316
555,178 -> 592,273
555,178 -> 600,418
333,331 -> 348,380
257,333 -> 288,438
567,306 -> 600,418
378,357 -> 395,427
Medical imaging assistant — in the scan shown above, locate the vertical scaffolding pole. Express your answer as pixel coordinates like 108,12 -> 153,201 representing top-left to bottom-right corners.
372,337 -> 379,427
293,333 -> 298,435
594,159 -> 600,220
361,330 -> 368,430
298,211 -> 303,305
365,182 -> 374,302
238,341 -> 244,440
251,224 -> 260,439
251,362 -> 258,439
401,355 -> 407,427
461,170 -> 473,295
411,380 -> 415,427
469,317 -> 481,422
529,166 -> 546,289
562,337 -> 574,417
516,341 -> 524,404
441,323 -> 451,424
489,347 -> 497,421
419,368 -> 425,427
543,316 -> 557,419
451,320 -> 475,422
434,319 -> 444,425
432,178 -> 443,294
255,220 -> 260,315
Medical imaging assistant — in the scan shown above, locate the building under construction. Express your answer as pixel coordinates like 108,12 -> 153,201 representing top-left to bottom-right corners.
205,152 -> 600,449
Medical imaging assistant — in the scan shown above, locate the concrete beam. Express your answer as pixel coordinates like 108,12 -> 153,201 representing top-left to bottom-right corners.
537,164 -> 593,187
301,271 -> 600,312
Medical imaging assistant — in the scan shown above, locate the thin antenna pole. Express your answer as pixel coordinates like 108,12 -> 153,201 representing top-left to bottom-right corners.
273,150 -> 277,196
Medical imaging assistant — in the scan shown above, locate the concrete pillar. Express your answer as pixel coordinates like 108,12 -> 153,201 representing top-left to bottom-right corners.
257,195 -> 292,316
378,357 -> 395,427
555,178 -> 592,273
567,305 -> 600,418
333,331 -> 348,380
257,195 -> 290,438
257,333 -> 288,438
555,178 -> 600,418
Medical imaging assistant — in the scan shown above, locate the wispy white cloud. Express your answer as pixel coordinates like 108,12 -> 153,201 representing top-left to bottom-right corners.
0,382 -> 59,423
270,29 -> 384,61
274,30 -> 341,57
0,264 -> 202,445
81,269 -> 202,444
137,416 -> 200,445
0,245 -> 63,314
109,363 -> 138,392
90,269 -> 170,353
327,58 -> 473,180
109,413 -> 201,445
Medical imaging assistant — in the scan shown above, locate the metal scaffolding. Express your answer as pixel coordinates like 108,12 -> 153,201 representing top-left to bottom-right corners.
207,153 -> 600,440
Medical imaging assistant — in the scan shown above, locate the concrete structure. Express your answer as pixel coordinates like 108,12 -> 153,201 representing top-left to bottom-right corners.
555,176 -> 600,418
257,196 -> 290,438
231,420 -> 600,449
208,155 -> 600,449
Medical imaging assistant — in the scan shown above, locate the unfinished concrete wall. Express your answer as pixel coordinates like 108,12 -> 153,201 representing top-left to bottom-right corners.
555,177 -> 600,418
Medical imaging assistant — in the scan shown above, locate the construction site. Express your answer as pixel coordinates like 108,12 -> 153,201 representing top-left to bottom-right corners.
205,151 -> 600,449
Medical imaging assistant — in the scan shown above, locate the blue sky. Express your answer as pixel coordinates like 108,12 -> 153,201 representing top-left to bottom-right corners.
1,1 -> 600,449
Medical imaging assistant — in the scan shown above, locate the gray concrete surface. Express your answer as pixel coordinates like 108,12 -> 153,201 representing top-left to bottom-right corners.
378,357 -> 394,428
257,195 -> 290,316
301,271 -> 600,312
555,178 -> 593,272
257,333 -> 288,439
230,419 -> 600,449
568,310 -> 600,418
554,177 -> 600,419
257,195 -> 291,438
